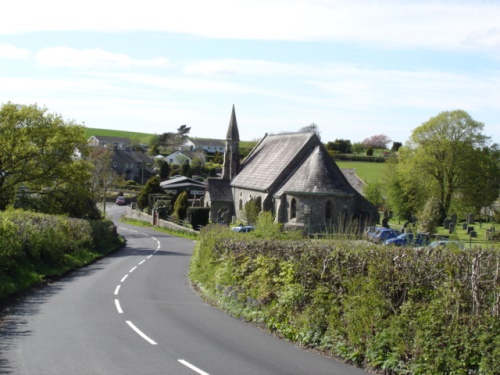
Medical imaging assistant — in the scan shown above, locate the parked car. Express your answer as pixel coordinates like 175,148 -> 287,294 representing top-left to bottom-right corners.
371,228 -> 401,243
428,240 -> 464,249
231,225 -> 255,233
364,226 -> 379,241
384,232 -> 430,247
115,196 -> 126,205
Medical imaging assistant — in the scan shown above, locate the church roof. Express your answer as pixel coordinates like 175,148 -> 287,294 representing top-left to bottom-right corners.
231,132 -> 318,192
275,146 -> 356,197
206,178 -> 233,202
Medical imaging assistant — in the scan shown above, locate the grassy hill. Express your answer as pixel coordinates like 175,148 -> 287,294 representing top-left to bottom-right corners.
85,128 -> 155,144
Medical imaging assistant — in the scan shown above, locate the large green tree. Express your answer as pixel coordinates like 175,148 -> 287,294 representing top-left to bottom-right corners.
394,110 -> 497,223
0,103 -> 97,217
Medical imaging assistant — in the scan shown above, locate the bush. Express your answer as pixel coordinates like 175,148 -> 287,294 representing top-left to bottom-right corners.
187,207 -> 210,230
173,191 -> 188,221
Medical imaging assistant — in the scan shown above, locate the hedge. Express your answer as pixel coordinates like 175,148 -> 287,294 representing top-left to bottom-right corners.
0,209 -> 121,300
190,225 -> 500,374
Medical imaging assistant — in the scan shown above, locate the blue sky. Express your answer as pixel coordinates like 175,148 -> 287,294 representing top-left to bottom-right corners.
1,0 -> 499,145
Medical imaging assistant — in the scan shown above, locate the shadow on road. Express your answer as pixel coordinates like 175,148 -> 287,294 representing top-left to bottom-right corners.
0,261 -> 109,374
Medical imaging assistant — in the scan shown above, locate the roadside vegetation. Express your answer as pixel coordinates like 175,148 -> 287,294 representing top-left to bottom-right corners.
0,209 -> 122,301
190,214 -> 500,374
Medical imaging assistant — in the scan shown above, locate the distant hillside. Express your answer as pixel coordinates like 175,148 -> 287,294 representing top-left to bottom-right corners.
85,128 -> 155,144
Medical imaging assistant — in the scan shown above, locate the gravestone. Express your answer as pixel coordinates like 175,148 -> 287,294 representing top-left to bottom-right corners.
443,218 -> 451,229
449,222 -> 455,234
467,213 -> 475,224
450,213 -> 458,224
467,226 -> 474,235
462,223 -> 468,230
470,231 -> 477,238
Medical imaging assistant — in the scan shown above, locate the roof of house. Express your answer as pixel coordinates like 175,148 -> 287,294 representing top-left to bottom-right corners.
160,176 -> 206,190
230,132 -> 318,192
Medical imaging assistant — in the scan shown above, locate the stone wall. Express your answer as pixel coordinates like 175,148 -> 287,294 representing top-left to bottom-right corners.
124,206 -> 197,234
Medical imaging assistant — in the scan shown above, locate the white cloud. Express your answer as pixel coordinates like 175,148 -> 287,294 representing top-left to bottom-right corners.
36,47 -> 171,69
0,43 -> 31,59
2,0 -> 500,52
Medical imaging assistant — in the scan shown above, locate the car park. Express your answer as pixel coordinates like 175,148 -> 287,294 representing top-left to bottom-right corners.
231,225 -> 255,233
384,232 -> 430,247
115,196 -> 126,205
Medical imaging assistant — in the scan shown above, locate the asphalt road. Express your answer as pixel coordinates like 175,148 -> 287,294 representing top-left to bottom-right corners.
0,205 -> 369,375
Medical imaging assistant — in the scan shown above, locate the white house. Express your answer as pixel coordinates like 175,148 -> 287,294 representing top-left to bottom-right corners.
181,138 -> 225,154
164,151 -> 192,165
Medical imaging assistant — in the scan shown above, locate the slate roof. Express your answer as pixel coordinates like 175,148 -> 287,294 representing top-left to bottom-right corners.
230,132 -> 318,192
339,168 -> 366,195
275,146 -> 356,197
160,176 -> 206,190
206,178 -> 233,202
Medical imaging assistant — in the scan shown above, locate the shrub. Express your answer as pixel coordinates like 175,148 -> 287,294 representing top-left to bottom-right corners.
187,207 -> 210,230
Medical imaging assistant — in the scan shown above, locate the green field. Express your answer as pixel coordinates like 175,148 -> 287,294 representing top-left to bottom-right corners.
85,128 -> 155,144
336,161 -> 387,184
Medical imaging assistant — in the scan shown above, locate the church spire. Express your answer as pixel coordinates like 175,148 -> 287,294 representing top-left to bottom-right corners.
222,105 -> 240,181
226,104 -> 240,142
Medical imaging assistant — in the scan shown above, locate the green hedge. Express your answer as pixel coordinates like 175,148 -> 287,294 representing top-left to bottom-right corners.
190,225 -> 500,374
332,154 -> 386,163
0,209 -> 121,300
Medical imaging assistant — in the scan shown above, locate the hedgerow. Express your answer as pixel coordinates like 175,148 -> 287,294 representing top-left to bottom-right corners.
0,209 -> 121,300
190,223 -> 500,374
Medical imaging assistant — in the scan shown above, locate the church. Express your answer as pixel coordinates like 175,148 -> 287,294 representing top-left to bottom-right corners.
204,106 -> 378,233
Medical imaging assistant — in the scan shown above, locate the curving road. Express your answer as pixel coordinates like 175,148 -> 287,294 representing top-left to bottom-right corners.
0,205 -> 369,375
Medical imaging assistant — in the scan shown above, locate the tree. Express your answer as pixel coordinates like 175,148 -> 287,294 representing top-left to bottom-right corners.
395,110 -> 495,222
158,160 -> 170,181
391,142 -> 402,152
362,134 -> 391,149
363,182 -> 384,210
326,139 -> 352,154
137,176 -> 164,210
299,123 -> 321,140
89,147 -> 119,216
245,197 -> 261,225
0,102 -> 96,216
173,191 -> 188,221
181,160 -> 191,177
156,124 -> 191,152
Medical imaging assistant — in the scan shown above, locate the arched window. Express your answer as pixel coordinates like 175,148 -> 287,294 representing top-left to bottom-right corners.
239,199 -> 243,211
325,201 -> 332,221
290,198 -> 297,219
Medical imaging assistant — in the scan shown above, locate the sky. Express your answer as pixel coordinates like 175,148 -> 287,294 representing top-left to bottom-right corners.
1,0 -> 499,145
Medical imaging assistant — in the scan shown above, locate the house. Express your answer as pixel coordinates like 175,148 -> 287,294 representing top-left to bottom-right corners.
160,176 -> 206,198
181,138 -> 225,154
163,150 -> 193,165
88,136 -> 131,150
112,149 -> 155,184
205,106 -> 378,232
